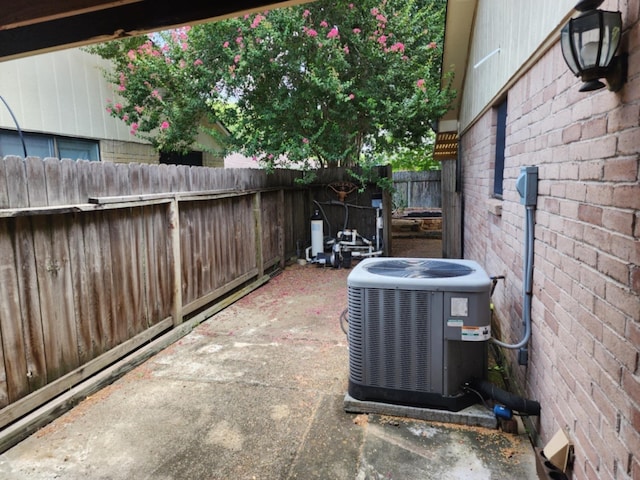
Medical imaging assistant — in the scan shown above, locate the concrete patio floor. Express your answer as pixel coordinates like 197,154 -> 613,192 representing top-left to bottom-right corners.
0,239 -> 538,479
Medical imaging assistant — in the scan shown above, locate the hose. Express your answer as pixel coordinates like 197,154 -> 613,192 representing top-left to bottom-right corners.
492,205 -> 535,349
339,307 -> 348,336
467,378 -> 541,416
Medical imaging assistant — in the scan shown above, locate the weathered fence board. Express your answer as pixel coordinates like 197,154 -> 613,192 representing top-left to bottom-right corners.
0,156 -> 391,434
392,170 -> 441,209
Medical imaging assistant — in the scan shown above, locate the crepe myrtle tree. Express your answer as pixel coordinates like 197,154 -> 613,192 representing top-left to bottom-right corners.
89,0 -> 453,171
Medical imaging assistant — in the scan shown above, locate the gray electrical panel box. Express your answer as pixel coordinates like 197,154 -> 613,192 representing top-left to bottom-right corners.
516,166 -> 538,206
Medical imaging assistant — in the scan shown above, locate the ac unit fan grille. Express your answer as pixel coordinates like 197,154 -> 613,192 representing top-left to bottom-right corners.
348,286 -> 432,392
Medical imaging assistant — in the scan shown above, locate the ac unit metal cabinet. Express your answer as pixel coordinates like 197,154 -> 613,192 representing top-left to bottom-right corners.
347,258 -> 491,411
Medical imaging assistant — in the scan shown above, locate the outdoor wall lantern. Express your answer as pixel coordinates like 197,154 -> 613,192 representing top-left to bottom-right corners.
560,0 -> 627,92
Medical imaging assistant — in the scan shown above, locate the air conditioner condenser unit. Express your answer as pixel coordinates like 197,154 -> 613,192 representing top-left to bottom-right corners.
347,258 -> 491,411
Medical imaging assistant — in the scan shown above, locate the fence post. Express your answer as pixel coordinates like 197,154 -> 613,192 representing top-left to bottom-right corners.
169,197 -> 183,326
253,192 -> 264,276
278,189 -> 285,268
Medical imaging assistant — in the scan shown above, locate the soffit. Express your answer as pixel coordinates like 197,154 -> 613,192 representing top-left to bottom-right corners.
0,1 -> 311,62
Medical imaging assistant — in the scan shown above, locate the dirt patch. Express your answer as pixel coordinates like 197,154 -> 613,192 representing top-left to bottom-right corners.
392,237 -> 442,258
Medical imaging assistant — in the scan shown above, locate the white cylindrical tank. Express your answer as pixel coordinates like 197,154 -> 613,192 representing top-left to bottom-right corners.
310,210 -> 324,257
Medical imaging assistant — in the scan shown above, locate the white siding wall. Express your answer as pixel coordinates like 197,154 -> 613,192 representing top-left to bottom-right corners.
457,0 -> 575,131
0,48 -> 142,143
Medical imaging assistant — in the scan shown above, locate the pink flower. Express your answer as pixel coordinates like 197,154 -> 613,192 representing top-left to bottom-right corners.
181,42 -> 188,51
349,3 -> 354,8
371,8 -> 379,15
377,35 -> 387,45
160,121 -> 170,130
306,28 -> 318,38
343,45 -> 350,54
303,9 -> 311,18
118,85 -> 126,92
151,90 -> 162,100
134,105 -> 144,114
114,103 -> 122,112
234,54 -> 241,64
376,14 -> 387,23
251,14 -> 264,28
320,20 -> 328,28
194,59 -> 203,66
427,41 -> 437,49
223,41 -> 230,48
130,122 -> 139,135
416,78 -> 426,91
302,137 -> 309,144
236,36 -> 243,44
122,114 -> 129,122
390,42 -> 405,53
327,27 -> 339,39
348,93 -> 355,100
127,49 -> 136,61
179,59 -> 186,69
106,107 -> 112,114
352,28 -> 361,34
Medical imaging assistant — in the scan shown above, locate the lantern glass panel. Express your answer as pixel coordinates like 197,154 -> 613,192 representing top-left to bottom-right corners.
600,11 -> 622,67
560,24 -> 580,75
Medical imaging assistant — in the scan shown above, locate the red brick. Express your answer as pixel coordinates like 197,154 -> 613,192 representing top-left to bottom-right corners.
594,341 -> 623,383
569,135 -> 618,161
595,297 -> 627,337
613,185 -> 640,210
598,253 -> 630,284
618,127 -> 640,156
632,266 -> 640,295
579,160 -> 605,181
607,104 -> 640,133
563,123 -> 582,143
603,157 -> 640,182
582,116 -> 607,139
585,183 -> 615,207
601,422 -> 631,480
574,243 -> 598,268
620,412 -> 640,468
606,283 -> 640,321
610,234 -> 640,264
622,369 -> 640,405
601,209 -> 635,236
579,266 -> 607,298
578,204 -> 603,225
603,328 -> 637,371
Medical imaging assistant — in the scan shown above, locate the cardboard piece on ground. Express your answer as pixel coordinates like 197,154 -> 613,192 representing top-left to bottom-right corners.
543,428 -> 572,471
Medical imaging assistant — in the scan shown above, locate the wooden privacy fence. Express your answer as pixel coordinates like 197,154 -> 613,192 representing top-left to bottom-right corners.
392,170 -> 441,209
0,156 -> 390,441
0,156 -> 306,433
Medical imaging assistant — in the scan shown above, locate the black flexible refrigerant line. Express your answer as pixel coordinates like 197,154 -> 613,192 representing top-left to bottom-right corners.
467,378 -> 541,416
0,95 -> 27,157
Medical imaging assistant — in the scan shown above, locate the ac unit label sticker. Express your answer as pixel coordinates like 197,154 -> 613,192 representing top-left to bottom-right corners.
461,326 -> 491,341
450,297 -> 468,317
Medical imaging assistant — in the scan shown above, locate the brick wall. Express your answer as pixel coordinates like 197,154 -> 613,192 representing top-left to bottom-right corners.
459,3 -> 640,478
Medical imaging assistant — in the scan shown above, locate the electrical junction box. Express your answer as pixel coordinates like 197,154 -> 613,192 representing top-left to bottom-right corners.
516,166 -> 538,206
347,258 -> 491,411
